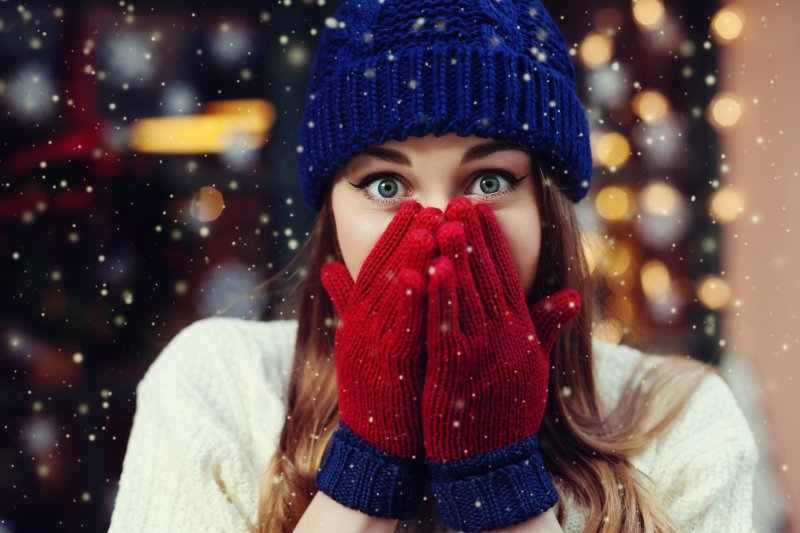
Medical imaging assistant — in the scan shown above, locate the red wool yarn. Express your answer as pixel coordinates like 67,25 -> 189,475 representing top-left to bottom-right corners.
422,196 -> 582,463
320,200 -> 445,460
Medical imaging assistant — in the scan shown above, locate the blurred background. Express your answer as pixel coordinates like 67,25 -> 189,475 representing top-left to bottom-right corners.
0,0 -> 796,531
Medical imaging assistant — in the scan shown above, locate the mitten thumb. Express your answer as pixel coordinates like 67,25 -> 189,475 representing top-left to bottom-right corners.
528,289 -> 582,357
320,261 -> 355,316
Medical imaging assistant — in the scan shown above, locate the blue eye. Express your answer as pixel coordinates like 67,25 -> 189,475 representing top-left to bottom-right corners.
469,173 -> 507,196
369,178 -> 400,199
470,170 -> 528,200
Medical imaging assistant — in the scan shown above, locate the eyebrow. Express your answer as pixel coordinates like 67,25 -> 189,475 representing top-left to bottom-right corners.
358,139 -> 530,166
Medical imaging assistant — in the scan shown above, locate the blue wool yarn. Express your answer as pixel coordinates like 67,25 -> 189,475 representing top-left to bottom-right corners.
296,0 -> 593,212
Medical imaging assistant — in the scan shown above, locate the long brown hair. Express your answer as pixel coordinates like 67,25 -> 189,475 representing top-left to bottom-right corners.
249,155 -> 716,532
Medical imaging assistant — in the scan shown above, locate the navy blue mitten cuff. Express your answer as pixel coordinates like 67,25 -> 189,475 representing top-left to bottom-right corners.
315,420 -> 428,520
425,433 -> 559,532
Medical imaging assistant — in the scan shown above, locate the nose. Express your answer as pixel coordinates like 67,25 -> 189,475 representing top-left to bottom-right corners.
416,195 -> 449,214
418,194 -> 472,214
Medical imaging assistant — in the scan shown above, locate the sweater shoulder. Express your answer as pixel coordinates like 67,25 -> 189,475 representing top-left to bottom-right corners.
590,337 -> 754,451
109,318 -> 300,531
585,338 -> 758,531
143,316 -> 299,400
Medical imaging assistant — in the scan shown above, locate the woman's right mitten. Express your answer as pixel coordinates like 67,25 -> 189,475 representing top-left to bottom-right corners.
315,200 -> 445,519
421,198 -> 582,532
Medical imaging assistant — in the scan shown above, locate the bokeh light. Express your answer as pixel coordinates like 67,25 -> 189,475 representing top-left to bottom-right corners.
632,0 -> 666,30
190,186 -> 226,222
641,181 -> 680,216
579,32 -> 614,69
711,6 -> 745,42
632,90 -> 669,124
708,93 -> 744,129
709,187 -> 746,223
640,259 -> 672,299
697,275 -> 732,310
595,186 -> 634,221
592,131 -> 631,169
593,316 -> 626,343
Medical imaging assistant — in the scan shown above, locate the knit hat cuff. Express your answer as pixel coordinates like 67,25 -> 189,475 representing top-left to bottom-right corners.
297,44 -> 593,211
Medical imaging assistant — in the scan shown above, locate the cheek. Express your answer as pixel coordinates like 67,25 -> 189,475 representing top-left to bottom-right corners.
495,206 -> 542,297
331,187 -> 394,281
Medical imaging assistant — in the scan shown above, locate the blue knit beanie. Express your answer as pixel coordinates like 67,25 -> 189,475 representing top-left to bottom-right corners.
296,0 -> 593,212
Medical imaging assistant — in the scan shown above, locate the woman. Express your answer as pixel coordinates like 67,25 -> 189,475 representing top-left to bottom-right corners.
108,0 -> 758,532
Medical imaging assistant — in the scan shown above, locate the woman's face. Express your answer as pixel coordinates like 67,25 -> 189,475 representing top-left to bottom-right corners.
329,132 -> 542,299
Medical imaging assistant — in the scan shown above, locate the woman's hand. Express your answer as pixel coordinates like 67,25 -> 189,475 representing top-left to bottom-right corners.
492,506 -> 563,533
422,196 -> 580,532
316,200 -> 445,519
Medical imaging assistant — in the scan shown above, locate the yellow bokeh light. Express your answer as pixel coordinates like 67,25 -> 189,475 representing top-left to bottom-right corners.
632,90 -> 669,124
641,181 -> 680,215
640,259 -> 671,299
595,186 -> 633,221
709,188 -> 746,223
632,0 -> 666,30
593,317 -> 625,344
708,93 -> 743,129
594,239 -> 634,279
579,32 -> 614,69
611,245 -> 632,277
190,186 -> 226,222
711,6 -> 745,42
593,132 -> 631,169
697,275 -> 732,310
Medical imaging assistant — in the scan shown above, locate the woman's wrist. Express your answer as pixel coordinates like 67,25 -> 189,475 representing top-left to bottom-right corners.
490,506 -> 562,533
295,490 -> 399,533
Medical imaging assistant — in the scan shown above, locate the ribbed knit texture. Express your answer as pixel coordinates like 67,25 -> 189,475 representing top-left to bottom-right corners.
297,0 -> 593,212
107,317 -> 759,532
425,433 -> 558,532
315,420 -> 429,518
316,200 -> 445,518
421,197 -> 581,531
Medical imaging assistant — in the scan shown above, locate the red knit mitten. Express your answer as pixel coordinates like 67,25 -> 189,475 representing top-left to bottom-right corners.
316,200 -> 444,519
422,196 -> 581,532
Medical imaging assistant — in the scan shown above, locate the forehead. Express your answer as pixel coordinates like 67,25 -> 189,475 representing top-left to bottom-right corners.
350,134 -> 532,166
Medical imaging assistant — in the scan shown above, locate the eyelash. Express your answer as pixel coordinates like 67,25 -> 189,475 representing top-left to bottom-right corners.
351,170 -> 529,207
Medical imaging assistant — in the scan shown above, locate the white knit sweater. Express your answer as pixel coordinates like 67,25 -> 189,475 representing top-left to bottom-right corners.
108,317 -> 758,532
